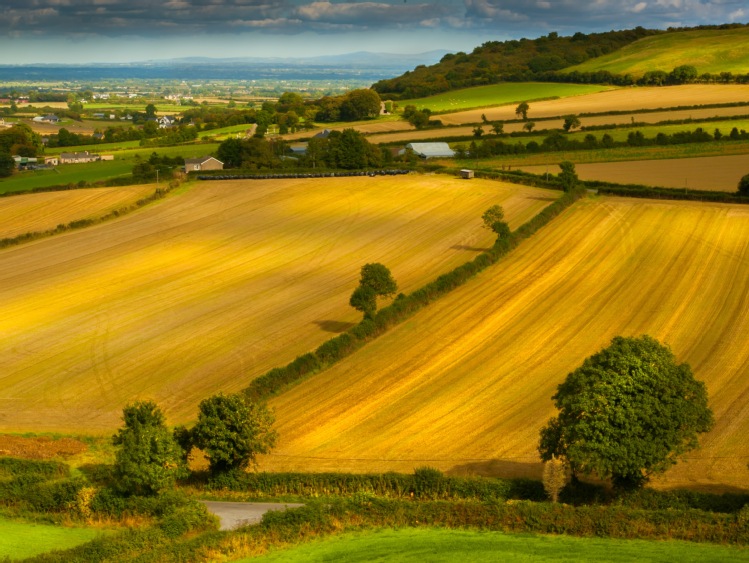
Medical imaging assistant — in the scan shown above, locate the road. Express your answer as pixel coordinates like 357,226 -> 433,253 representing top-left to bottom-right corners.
201,501 -> 305,531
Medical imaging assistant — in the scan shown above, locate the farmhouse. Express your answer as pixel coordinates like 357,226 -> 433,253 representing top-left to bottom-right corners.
158,116 -> 177,129
32,114 -> 60,124
59,151 -> 101,164
184,156 -> 224,173
401,142 -> 455,159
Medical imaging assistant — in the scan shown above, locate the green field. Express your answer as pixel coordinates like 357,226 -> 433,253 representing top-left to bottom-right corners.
0,517 -> 104,560
569,27 -> 749,78
242,528 -> 749,563
401,83 -> 616,113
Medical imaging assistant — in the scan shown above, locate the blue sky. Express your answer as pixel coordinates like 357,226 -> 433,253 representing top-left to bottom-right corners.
1,0 -> 747,63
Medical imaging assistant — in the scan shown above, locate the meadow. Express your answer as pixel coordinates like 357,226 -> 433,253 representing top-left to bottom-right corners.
399,82 -> 615,113
245,528 -> 749,563
0,184 -> 156,239
0,517 -> 106,560
568,27 -> 749,78
0,176 -> 557,432
259,195 -> 749,491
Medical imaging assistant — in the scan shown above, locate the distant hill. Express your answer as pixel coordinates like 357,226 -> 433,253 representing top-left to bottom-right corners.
565,27 -> 749,78
372,24 -> 749,99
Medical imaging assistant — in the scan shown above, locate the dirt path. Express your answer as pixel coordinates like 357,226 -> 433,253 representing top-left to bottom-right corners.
200,501 -> 304,530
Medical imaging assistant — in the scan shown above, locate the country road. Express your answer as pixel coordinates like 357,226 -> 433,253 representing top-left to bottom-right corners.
201,501 -> 305,531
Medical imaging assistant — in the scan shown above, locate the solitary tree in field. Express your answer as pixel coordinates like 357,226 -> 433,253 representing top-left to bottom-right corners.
558,161 -> 579,192
515,101 -> 530,120
112,401 -> 186,496
562,115 -> 581,132
539,335 -> 714,490
192,393 -> 277,475
523,121 -> 536,133
492,122 -> 504,136
472,125 -> 484,138
350,263 -> 397,319
738,174 -> 749,194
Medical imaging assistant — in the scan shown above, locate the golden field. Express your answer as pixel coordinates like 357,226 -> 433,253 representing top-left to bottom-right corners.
261,195 -> 749,491
0,185 -> 156,239
0,176 -> 557,432
519,154 -> 749,192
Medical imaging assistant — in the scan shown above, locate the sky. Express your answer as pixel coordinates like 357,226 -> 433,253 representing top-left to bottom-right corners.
1,0 -> 747,64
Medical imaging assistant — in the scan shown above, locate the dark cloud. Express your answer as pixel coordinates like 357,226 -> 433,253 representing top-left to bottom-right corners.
1,0 -> 745,39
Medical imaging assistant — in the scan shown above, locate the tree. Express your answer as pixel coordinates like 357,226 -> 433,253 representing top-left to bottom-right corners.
192,393 -> 277,475
217,137 -> 244,168
0,152 -> 14,178
523,121 -> 536,133
542,455 -> 568,503
515,101 -> 530,120
112,401 -> 186,496
472,125 -> 484,138
145,103 -> 158,118
558,161 -> 579,192
539,335 -> 714,490
492,122 -> 504,136
738,174 -> 749,194
562,115 -> 581,132
481,205 -> 505,231
350,263 -> 397,319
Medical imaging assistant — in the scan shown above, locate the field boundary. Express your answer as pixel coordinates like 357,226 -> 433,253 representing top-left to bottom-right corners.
243,180 -> 584,402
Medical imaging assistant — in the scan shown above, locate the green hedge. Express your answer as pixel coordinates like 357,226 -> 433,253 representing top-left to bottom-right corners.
200,469 -> 545,503
244,186 -> 586,401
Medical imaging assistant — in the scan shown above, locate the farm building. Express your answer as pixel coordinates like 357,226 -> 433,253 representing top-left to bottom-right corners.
184,156 -> 224,173
158,116 -> 177,128
460,169 -> 475,179
59,151 -> 101,164
401,142 -> 455,159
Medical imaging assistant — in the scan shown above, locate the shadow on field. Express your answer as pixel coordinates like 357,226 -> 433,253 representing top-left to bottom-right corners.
314,320 -> 357,333
450,459 -> 544,480
526,196 -> 558,202
451,244 -> 490,252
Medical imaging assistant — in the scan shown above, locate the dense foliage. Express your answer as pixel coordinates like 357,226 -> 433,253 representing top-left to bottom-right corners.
112,401 -> 186,496
350,263 -> 398,319
191,393 -> 278,475
539,335 -> 714,489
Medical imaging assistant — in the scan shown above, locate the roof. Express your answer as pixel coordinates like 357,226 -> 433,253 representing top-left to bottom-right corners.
184,156 -> 223,166
405,142 -> 455,158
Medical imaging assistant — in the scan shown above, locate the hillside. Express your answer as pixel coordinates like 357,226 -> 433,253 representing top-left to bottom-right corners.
0,176 -> 557,432
261,196 -> 749,491
371,28 -> 656,98
567,27 -> 749,78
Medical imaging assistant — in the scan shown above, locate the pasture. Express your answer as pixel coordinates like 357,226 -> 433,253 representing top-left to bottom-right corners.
0,176 -> 557,432
400,83 -> 615,113
246,528 -> 749,563
0,184 -> 156,239
518,154 -> 749,192
260,195 -> 749,491
568,27 -> 749,78
0,517 -> 104,560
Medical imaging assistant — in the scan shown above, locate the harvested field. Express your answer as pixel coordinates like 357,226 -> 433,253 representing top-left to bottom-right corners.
0,185 -> 156,239
518,154 -> 749,192
0,435 -> 87,459
261,196 -> 749,491
0,176 -> 557,432
438,85 -> 749,126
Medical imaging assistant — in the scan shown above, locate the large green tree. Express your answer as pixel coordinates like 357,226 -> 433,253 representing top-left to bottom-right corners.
192,393 -> 277,475
0,152 -> 15,178
539,335 -> 714,489
112,401 -> 186,496
738,174 -> 749,194
558,161 -> 579,192
350,263 -> 397,319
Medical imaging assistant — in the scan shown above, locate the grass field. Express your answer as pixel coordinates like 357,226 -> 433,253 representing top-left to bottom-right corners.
0,176 -> 557,432
243,528 -> 749,563
518,154 -> 749,192
568,27 -> 749,78
259,195 -> 749,491
0,184 -> 156,239
400,83 -> 616,113
0,517 -> 103,560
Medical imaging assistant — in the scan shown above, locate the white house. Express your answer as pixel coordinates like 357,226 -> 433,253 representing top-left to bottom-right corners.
184,156 -> 224,173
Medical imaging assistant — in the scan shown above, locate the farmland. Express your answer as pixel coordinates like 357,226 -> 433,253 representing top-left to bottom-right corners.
0,176 -> 557,432
568,27 -> 749,78
518,154 -> 749,191
0,184 -> 156,239
260,196 -> 749,491
0,517 -> 107,560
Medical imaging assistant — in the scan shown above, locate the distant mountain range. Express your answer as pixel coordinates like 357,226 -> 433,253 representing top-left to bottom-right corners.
0,51 -> 448,83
